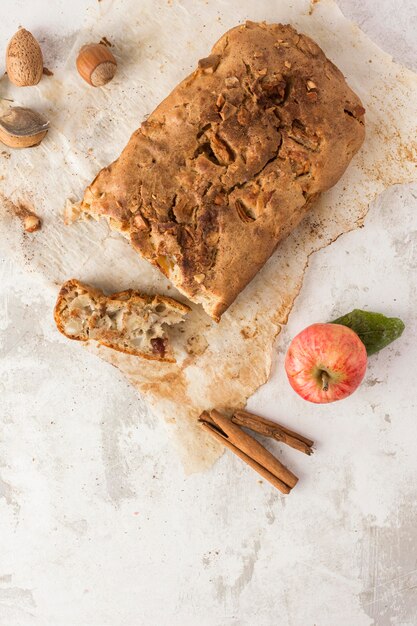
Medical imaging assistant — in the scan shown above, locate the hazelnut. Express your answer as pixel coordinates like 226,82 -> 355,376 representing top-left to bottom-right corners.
76,43 -> 117,87
6,28 -> 43,87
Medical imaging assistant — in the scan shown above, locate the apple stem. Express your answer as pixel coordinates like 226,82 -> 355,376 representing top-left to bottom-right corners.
321,371 -> 330,392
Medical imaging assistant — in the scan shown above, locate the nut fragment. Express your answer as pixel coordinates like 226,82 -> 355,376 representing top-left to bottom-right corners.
0,107 -> 49,149
225,76 -> 239,88
23,214 -> 41,232
216,93 -> 225,108
219,101 -> 237,121
76,43 -> 117,87
133,213 -> 149,230
235,198 -> 256,223
8,200 -> 42,232
198,54 -> 220,73
237,107 -> 250,126
6,28 -> 43,86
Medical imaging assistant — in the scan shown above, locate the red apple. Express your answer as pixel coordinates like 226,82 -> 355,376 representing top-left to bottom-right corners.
285,323 -> 367,403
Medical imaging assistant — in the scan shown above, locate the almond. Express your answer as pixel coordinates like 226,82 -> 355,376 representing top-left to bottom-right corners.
0,107 -> 49,148
6,28 -> 43,87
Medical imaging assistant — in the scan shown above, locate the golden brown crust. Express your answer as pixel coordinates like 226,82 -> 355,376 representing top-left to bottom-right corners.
80,22 -> 365,320
54,278 -> 190,362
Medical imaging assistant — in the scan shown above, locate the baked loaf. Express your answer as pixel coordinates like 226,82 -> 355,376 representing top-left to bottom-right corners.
54,279 -> 190,362
80,21 -> 365,320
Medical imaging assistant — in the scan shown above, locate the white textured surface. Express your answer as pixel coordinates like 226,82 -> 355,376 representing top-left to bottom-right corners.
1,2 -> 417,625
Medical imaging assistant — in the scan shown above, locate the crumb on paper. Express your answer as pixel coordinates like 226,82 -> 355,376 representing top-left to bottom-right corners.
6,199 -> 42,232
43,67 -> 54,76
23,214 -> 41,232
186,334 -> 209,356
308,0 -> 321,15
64,199 -> 83,225
240,326 -> 258,339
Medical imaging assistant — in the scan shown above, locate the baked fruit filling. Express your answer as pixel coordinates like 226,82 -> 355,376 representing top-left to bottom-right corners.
54,279 -> 190,362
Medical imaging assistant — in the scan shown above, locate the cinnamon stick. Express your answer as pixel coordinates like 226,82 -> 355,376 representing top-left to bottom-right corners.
232,409 -> 314,455
202,409 -> 298,490
200,422 -> 291,494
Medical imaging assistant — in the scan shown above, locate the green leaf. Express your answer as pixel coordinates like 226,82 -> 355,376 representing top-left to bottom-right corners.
330,309 -> 405,356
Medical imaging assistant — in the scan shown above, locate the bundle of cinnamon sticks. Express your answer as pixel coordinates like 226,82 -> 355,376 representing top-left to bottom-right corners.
199,409 -> 314,494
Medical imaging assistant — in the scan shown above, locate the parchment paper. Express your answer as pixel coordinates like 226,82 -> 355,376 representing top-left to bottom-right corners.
1,0 -> 416,472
